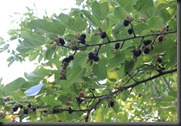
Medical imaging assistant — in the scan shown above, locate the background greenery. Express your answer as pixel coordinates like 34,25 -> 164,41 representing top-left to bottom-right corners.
0,0 -> 177,122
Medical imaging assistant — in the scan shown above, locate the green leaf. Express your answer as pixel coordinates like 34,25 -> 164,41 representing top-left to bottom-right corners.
95,105 -> 104,122
58,13 -> 87,32
73,52 -> 88,67
134,0 -> 159,18
92,1 -> 109,21
25,68 -> 49,83
134,0 -> 154,12
107,70 -> 119,81
169,44 -> 177,66
168,90 -> 177,98
3,78 -> 27,94
93,60 -> 107,80
28,19 -> 65,35
0,98 -> 5,106
113,22 -> 124,36
40,96 -> 61,106
66,66 -> 86,87
117,0 -> 135,12
0,44 -> 9,53
82,77 -> 102,89
16,35 -> 45,54
112,101 -> 120,113
45,47 -> 55,60
75,0 -> 84,6
124,59 -> 135,75
68,16 -> 87,32
119,90 -> 129,101
160,9 -> 171,22
134,23 -> 148,35
90,35 -> 101,44
114,7 -> 127,20
8,90 -> 25,101
81,10 -> 100,27
58,13 -> 71,26
108,50 -> 125,69
149,16 -> 164,30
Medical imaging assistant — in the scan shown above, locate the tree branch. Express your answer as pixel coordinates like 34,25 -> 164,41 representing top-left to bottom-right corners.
163,76 -> 173,91
78,30 -> 177,49
123,68 -> 177,90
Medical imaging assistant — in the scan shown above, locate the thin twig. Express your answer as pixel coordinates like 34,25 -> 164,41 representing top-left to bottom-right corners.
78,30 -> 177,49
151,80 -> 162,96
163,76 -> 173,91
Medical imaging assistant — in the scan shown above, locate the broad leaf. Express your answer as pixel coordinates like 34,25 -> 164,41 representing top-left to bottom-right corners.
68,16 -> 87,32
40,96 -> 61,106
134,0 -> 154,12
81,10 -> 100,27
16,35 -> 45,54
124,59 -> 135,75
28,19 -> 65,35
149,16 -> 164,30
3,78 -> 27,94
108,50 -> 125,69
93,60 -> 107,80
92,1 -> 109,21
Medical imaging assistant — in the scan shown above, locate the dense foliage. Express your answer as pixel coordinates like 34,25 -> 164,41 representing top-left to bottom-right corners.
0,0 -> 177,122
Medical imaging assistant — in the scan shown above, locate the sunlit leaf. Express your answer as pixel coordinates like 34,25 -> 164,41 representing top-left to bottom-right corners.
107,70 -> 119,81
28,19 -> 65,35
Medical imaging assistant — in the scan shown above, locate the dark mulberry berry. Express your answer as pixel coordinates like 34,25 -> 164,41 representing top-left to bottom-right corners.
93,55 -> 99,62
62,57 -> 70,63
128,28 -> 134,34
19,105 -> 24,109
144,48 -> 150,54
123,20 -> 130,26
53,109 -> 60,114
114,43 -> 120,49
101,32 -> 107,39
59,38 -> 65,46
76,97 -> 84,104
110,101 -> 114,107
143,40 -> 151,45
68,107 -> 73,114
23,109 -> 28,114
166,24 -> 169,29
27,103 -> 31,108
88,52 -> 95,60
157,58 -> 162,63
80,37 -> 86,44
80,34 -> 86,39
13,106 -> 19,112
32,108 -> 36,112
133,50 -> 141,57
68,55 -> 74,61
158,35 -> 164,42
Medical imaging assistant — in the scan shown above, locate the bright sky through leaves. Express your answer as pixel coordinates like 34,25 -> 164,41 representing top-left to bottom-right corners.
0,0 -> 77,84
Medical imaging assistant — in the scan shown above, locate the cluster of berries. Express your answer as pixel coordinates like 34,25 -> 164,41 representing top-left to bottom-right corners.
12,103 -> 35,115
123,19 -> 134,34
59,55 -> 74,79
156,57 -> 165,73
79,34 -> 86,44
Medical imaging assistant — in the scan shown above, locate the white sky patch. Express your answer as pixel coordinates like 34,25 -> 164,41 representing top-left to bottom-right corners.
0,0 -> 77,84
